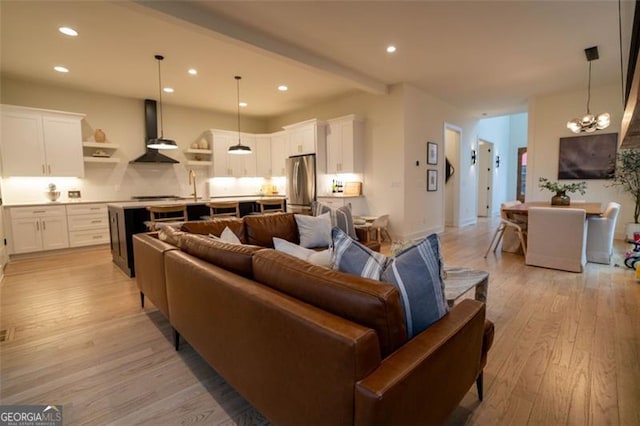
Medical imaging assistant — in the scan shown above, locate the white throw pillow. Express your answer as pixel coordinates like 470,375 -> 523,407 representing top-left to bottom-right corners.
273,237 -> 332,267
214,226 -> 241,244
294,212 -> 332,248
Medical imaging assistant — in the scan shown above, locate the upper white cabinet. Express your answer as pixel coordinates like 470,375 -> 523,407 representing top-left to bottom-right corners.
326,115 -> 364,174
270,131 -> 288,177
210,130 -> 256,177
255,135 -> 272,177
1,105 -> 84,177
283,119 -> 326,157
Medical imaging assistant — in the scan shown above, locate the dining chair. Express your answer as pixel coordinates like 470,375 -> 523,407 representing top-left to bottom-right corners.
484,201 -> 527,257
146,204 -> 188,230
207,201 -> 240,218
367,214 -> 391,243
586,201 -> 621,264
525,207 -> 587,272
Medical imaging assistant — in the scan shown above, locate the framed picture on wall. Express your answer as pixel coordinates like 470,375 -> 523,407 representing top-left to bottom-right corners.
427,142 -> 438,165
427,169 -> 438,192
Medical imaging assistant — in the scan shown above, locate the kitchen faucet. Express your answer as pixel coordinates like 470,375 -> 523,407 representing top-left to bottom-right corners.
188,169 -> 197,201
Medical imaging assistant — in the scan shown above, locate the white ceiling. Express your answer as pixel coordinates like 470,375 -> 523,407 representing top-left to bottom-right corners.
0,1 -> 635,119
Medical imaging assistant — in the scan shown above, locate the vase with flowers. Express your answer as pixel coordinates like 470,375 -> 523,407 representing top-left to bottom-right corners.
538,177 -> 587,206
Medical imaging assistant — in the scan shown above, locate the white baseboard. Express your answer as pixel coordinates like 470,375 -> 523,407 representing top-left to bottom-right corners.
396,225 -> 444,242
459,217 -> 478,227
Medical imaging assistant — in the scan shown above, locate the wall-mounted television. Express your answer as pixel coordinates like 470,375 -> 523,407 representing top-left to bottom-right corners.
557,133 -> 618,180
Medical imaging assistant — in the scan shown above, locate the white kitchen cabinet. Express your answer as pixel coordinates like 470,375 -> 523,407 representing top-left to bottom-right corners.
66,203 -> 109,247
255,135 -> 272,177
326,115 -> 364,174
8,205 -> 69,254
270,131 -> 288,176
1,105 -> 84,177
283,119 -> 326,157
210,130 -> 256,177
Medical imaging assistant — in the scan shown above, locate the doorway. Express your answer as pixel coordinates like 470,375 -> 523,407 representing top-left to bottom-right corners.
444,125 -> 461,227
477,140 -> 494,217
516,148 -> 527,202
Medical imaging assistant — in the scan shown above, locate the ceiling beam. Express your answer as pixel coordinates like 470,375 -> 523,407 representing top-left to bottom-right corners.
133,1 -> 388,95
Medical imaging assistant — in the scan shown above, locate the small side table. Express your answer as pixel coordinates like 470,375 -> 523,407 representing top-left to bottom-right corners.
443,266 -> 489,308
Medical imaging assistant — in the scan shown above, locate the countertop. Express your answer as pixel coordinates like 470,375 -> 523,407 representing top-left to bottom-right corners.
317,194 -> 364,198
3,199 -> 130,208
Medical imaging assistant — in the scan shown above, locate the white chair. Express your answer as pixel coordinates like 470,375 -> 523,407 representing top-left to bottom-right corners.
586,202 -> 621,264
484,201 -> 527,257
368,214 -> 391,243
525,207 -> 587,273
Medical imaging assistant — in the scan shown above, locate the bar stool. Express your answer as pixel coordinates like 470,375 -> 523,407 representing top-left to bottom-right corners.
207,201 -> 240,218
146,205 -> 188,230
256,199 -> 285,214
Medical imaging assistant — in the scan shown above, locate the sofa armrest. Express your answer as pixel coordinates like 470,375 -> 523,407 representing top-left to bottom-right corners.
355,299 -> 485,426
132,232 -> 179,319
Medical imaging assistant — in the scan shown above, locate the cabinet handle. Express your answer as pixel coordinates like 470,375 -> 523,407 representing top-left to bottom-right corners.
36,221 -> 40,231
32,210 -> 46,214
90,207 -> 101,210
92,235 -> 103,239
91,220 -> 101,224
42,220 -> 46,231
48,165 -> 51,174
42,164 -> 45,174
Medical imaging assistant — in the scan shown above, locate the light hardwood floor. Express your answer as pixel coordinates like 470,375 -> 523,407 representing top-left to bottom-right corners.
1,218 -> 639,425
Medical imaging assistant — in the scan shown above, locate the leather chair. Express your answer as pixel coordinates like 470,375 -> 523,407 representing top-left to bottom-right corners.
484,201 -> 527,257
586,202 -> 621,264
525,207 -> 587,272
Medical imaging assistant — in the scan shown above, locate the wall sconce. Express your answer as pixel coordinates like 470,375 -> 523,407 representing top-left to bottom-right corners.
495,155 -> 501,168
471,150 -> 477,164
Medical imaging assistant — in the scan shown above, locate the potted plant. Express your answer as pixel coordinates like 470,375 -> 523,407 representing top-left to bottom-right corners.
608,149 -> 640,240
538,177 -> 587,206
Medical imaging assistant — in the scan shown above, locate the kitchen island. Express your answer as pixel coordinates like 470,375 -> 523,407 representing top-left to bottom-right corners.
107,196 -> 286,277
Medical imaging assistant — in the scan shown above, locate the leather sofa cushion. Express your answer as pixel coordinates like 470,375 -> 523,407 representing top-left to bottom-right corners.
181,218 -> 246,243
243,213 -> 299,247
253,249 -> 408,357
180,233 -> 262,278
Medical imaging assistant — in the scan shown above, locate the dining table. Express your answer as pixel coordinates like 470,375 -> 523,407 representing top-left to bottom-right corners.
502,201 -> 602,217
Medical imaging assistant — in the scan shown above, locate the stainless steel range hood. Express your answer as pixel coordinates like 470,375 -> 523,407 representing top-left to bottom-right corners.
130,99 -> 178,163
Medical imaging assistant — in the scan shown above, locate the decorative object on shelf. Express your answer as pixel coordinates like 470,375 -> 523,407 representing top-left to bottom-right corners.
427,169 -> 438,192
607,148 -> 640,239
445,157 -> 455,182
228,75 -> 252,155
198,137 -> 209,149
147,55 -> 178,150
92,149 -> 109,158
190,142 -> 199,149
427,142 -> 438,165
538,177 -> 587,206
46,183 -> 60,202
566,46 -> 610,133
94,128 -> 106,142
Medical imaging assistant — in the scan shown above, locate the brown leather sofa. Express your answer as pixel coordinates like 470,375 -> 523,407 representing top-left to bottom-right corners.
133,216 -> 494,426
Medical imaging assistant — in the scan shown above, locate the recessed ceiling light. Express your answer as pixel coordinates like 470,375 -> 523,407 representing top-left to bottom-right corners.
277,85 -> 288,91
58,27 -> 78,37
54,66 -> 69,73
386,45 -> 397,53
239,102 -> 248,108
163,87 -> 174,93
188,68 -> 197,75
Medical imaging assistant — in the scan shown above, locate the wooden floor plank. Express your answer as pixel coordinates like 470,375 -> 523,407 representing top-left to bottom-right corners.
1,218 -> 639,425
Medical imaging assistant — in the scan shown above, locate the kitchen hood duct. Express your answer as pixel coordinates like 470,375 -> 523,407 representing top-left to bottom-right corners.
130,99 -> 179,163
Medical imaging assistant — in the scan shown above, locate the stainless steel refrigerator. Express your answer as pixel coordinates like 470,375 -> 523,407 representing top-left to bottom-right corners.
286,154 -> 316,214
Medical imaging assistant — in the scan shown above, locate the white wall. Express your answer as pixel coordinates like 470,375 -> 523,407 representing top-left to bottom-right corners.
477,115 -> 511,215
444,127 -> 460,227
527,82 -> 628,237
0,76 -> 269,203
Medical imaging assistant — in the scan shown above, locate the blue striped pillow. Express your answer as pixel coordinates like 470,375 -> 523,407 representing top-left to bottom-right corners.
381,234 -> 448,338
331,227 -> 387,280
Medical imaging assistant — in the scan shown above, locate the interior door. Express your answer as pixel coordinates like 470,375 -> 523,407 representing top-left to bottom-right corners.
516,148 -> 527,202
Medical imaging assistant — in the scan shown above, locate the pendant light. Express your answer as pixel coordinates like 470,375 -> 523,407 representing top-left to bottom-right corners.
566,46 -> 611,133
228,75 -> 252,155
147,55 -> 178,150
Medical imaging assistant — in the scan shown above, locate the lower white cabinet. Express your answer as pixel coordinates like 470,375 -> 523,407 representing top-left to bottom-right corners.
66,203 -> 109,247
9,206 -> 69,254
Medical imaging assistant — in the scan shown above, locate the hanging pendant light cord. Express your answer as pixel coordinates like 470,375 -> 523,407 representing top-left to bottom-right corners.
236,76 -> 242,145
586,61 -> 592,114
157,57 -> 165,138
